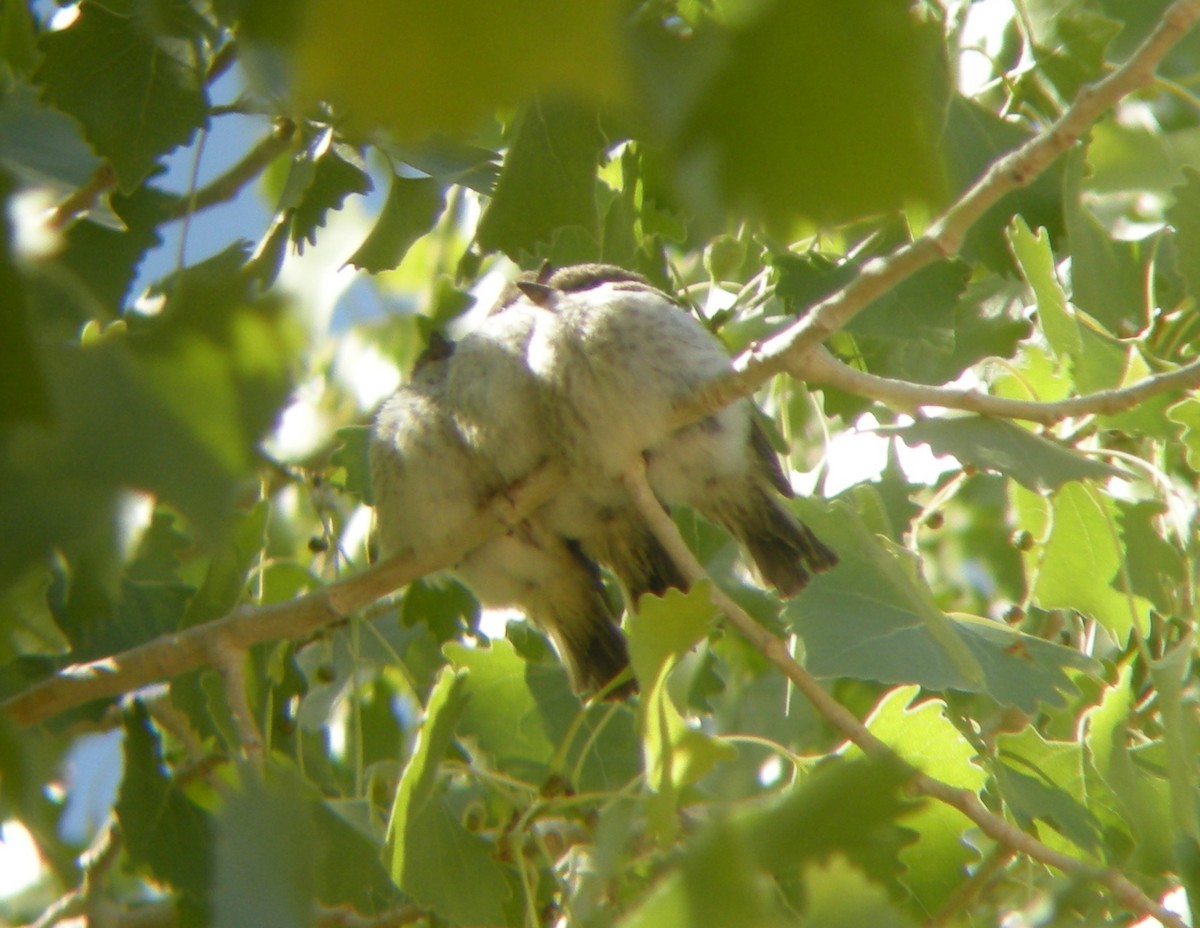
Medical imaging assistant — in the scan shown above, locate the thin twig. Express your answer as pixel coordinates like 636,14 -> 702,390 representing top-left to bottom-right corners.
797,346 -> 1200,426
46,163 -> 117,230
217,645 -> 263,769
618,457 -> 1186,928
161,119 -> 296,222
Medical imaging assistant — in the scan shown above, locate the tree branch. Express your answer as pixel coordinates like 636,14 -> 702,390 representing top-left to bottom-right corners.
678,0 -> 1200,429
161,119 -> 296,222
797,346 -> 1200,425
2,466 -> 565,728
618,458 -> 1186,928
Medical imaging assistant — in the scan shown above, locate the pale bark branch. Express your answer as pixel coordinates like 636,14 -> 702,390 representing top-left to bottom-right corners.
619,458 -> 1186,928
798,346 -> 1200,426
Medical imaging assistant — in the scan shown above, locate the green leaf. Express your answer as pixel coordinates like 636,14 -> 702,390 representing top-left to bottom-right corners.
848,686 -> 985,911
0,81 -> 103,193
1114,500 -> 1186,614
627,584 -> 734,795
310,799 -> 402,911
945,96 -> 1066,272
57,185 -> 170,312
476,97 -> 608,261
332,425 -> 374,503
0,564 -> 68,663
347,174 -> 445,273
387,667 -> 512,924
1028,482 -> 1151,641
995,729 -> 1104,857
0,1 -> 38,74
802,856 -> 922,928
1168,395 -> 1200,472
401,578 -> 478,644
117,703 -> 213,902
290,141 -> 373,247
738,755 -> 916,880
214,780 -> 315,928
296,0 -> 625,137
1168,166 -> 1200,307
0,169 -> 50,427
35,0 -> 209,191
785,501 -> 985,690
1007,216 -> 1081,359
182,501 -> 268,628
788,503 -> 1097,712
1063,145 -> 1147,336
627,0 -> 946,227
1084,664 -> 1175,873
887,415 -> 1120,492
444,637 -> 579,783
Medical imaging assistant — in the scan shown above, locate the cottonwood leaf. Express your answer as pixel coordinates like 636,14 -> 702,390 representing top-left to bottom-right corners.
1063,145 -> 1147,336
995,729 -> 1105,857
387,667 -> 512,924
117,703 -> 213,903
847,687 -> 983,910
476,97 -> 608,261
945,96 -> 1065,272
347,175 -> 445,273
36,0 -> 209,191
296,0 -> 624,137
1167,167 -> 1200,307
802,856 -> 922,928
627,584 -> 733,795
887,415 -> 1120,491
787,502 -> 1097,711
214,780 -> 315,928
626,0 -> 946,227
445,638 -> 578,783
1029,482 -> 1151,641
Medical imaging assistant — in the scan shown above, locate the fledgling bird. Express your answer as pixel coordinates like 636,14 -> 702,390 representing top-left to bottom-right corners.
517,263 -> 838,595
485,267 -> 689,605
370,336 -> 631,695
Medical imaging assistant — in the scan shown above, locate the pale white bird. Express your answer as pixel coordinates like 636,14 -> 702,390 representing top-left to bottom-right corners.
370,338 -> 631,695
516,263 -> 838,595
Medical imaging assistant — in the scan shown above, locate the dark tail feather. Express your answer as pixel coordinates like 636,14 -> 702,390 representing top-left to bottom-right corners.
553,606 -> 636,699
533,540 -> 637,698
712,485 -> 838,598
583,511 -> 690,604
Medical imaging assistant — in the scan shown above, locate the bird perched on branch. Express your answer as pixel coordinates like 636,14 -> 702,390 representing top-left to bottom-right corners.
512,262 -> 838,595
370,335 -> 631,695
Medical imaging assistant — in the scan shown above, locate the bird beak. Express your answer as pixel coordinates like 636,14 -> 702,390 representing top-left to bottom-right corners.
516,280 -> 557,307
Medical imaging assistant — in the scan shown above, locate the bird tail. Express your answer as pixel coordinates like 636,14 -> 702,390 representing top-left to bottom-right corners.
704,482 -> 838,598
584,510 -> 690,604
528,540 -> 636,698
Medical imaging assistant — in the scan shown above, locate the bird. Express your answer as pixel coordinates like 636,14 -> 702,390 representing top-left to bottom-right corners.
514,262 -> 838,596
486,266 -> 689,604
370,335 -> 633,696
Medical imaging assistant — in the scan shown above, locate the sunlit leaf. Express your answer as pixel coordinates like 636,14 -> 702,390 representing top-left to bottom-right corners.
887,415 -> 1120,492
35,0 -> 209,191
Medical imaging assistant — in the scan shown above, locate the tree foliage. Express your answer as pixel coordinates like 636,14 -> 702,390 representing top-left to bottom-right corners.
3,0 -> 1200,926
